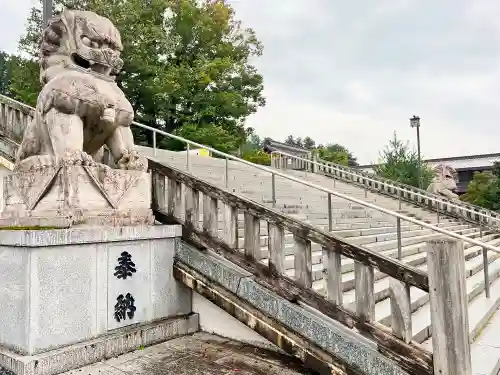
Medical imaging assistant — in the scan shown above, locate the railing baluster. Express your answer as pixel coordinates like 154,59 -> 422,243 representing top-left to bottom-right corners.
327,193 -> 333,232
396,217 -> 402,260
355,262 -> 375,322
271,173 -> 276,208
294,235 -> 312,288
244,212 -> 261,261
268,223 -> 284,274
323,245 -> 342,305
167,178 -> 182,218
153,131 -> 157,156
389,279 -> 412,343
223,204 -> 238,249
225,157 -> 229,188
184,185 -> 200,230
481,226 -> 490,298
152,172 -> 166,211
203,194 -> 218,237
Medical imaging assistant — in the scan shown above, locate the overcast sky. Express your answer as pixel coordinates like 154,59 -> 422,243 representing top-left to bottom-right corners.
1,0 -> 500,164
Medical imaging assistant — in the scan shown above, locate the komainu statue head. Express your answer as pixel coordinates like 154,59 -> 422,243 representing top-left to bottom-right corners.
427,164 -> 459,201
40,9 -> 124,83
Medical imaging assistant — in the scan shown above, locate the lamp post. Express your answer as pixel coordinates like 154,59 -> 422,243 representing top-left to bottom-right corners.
410,115 -> 422,189
43,0 -> 53,26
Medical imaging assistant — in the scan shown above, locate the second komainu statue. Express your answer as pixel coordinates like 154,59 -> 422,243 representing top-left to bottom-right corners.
426,164 -> 460,201
0,10 -> 153,227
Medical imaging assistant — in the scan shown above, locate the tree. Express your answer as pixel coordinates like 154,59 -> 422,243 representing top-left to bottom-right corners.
303,136 -> 315,150
285,135 -> 295,146
461,162 -> 500,211
8,55 -> 40,105
315,144 -> 349,166
12,0 -> 266,150
0,51 -> 24,97
316,143 -> 358,167
461,171 -> 495,208
0,51 -> 12,95
374,132 -> 433,188
284,135 -> 304,149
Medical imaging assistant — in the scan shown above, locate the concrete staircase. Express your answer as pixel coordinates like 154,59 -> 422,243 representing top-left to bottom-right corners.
139,146 -> 500,374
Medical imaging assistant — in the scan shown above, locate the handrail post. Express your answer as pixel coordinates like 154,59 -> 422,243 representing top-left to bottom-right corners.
272,173 -> 276,208
328,193 -> 333,232
396,217 -> 402,260
427,239 -> 472,375
225,157 -> 229,188
153,131 -> 157,157
481,227 -> 490,298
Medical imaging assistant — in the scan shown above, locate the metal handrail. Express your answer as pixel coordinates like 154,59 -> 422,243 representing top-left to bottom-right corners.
270,149 -> 500,226
131,122 -> 500,255
1,93 -> 499,256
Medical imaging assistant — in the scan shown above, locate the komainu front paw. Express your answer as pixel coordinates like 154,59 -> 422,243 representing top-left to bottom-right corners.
116,150 -> 147,171
60,150 -> 97,166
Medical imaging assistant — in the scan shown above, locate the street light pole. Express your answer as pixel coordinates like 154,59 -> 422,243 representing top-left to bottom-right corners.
410,115 -> 422,189
43,0 -> 53,27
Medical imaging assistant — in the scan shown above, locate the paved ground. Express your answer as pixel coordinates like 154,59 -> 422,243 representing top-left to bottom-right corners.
471,306 -> 500,375
62,333 -> 314,375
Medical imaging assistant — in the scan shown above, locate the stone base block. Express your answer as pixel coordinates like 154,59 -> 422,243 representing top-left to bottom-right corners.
0,313 -> 199,375
0,226 -> 192,356
1,163 -> 153,227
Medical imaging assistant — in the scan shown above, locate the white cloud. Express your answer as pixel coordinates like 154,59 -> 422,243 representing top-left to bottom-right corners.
1,0 -> 500,164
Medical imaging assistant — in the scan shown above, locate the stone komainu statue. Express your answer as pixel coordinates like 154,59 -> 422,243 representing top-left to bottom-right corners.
426,164 -> 459,201
16,9 -> 146,171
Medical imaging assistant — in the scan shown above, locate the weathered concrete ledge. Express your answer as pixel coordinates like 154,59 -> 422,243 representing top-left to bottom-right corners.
175,241 -> 410,375
0,225 -> 181,247
175,240 -> 251,294
0,314 -> 199,375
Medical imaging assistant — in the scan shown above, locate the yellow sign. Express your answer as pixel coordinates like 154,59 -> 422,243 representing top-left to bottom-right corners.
198,148 -> 210,157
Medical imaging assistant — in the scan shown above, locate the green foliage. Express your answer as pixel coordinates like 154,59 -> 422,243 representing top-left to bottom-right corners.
374,132 -> 433,188
285,135 -> 304,148
461,171 -> 495,208
303,136 -> 315,150
461,163 -> 500,211
8,56 -> 41,106
12,0 -> 265,151
283,135 -> 358,166
0,51 -> 13,95
315,144 -> 349,166
241,148 -> 270,166
0,52 -> 32,99
160,123 -> 239,154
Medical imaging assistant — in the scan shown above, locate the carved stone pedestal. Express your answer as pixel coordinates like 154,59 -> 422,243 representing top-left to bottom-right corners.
0,226 -> 196,375
0,162 -> 154,227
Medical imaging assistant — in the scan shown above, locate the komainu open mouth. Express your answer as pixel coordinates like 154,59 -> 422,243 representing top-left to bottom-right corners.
71,53 -> 113,76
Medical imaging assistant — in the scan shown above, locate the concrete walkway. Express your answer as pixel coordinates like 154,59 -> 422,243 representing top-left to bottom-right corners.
62,333 -> 313,375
